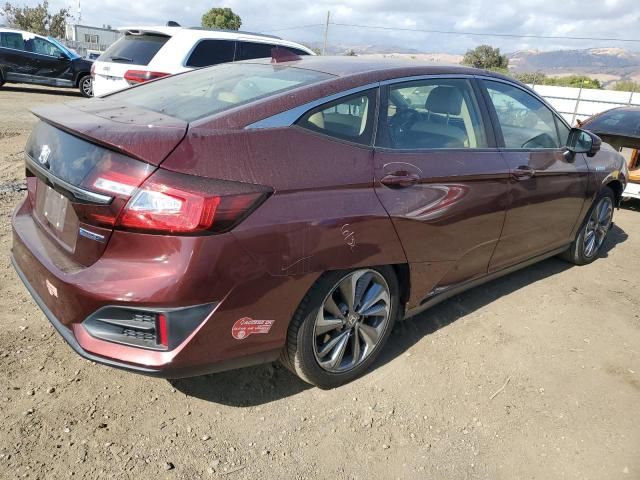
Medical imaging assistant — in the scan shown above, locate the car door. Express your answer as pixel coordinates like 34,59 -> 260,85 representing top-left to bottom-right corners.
0,31 -> 39,81
479,79 -> 590,271
373,77 -> 510,303
27,36 -> 73,85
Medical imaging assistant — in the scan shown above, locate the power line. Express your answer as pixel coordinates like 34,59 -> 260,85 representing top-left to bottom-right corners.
264,23 -> 324,33
330,22 -> 640,43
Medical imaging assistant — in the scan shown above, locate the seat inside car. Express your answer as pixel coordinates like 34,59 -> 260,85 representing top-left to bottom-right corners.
410,86 -> 468,148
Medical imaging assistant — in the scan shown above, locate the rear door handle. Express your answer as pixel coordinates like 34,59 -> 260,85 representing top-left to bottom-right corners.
380,172 -> 420,188
512,165 -> 536,180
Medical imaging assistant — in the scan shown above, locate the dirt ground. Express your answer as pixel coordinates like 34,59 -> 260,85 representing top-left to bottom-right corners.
0,84 -> 639,480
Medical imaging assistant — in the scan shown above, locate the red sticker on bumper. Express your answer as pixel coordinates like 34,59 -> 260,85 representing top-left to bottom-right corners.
232,317 -> 275,340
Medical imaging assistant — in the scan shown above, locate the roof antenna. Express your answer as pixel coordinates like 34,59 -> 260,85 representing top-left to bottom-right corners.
271,47 -> 301,64
166,20 -> 181,27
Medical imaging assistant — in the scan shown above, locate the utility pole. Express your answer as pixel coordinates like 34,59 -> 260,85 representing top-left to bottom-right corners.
322,11 -> 330,56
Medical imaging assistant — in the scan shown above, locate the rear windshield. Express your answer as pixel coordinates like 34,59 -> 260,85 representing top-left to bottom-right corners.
111,63 -> 334,122
99,33 -> 169,66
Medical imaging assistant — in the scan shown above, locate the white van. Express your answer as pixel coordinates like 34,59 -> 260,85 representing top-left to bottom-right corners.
92,26 -> 314,97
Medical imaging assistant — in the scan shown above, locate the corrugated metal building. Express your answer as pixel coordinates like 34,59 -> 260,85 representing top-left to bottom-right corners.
64,24 -> 122,56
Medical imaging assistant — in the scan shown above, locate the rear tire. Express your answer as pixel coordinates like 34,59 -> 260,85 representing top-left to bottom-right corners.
560,186 -> 615,265
78,74 -> 92,97
280,266 -> 400,389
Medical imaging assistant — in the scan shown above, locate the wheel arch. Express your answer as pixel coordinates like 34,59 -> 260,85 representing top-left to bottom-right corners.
76,71 -> 90,87
392,263 -> 410,316
605,179 -> 624,207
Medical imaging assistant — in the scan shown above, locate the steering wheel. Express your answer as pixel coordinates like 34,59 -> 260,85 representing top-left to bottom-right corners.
388,108 -> 420,144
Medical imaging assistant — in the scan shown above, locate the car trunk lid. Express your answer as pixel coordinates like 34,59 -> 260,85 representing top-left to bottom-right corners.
24,100 -> 187,267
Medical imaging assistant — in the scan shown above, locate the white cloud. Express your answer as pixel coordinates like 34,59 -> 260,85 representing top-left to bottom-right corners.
4,0 -> 640,53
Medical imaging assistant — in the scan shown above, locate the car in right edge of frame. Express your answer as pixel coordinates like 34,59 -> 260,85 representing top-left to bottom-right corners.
11,56 -> 628,389
579,106 -> 640,202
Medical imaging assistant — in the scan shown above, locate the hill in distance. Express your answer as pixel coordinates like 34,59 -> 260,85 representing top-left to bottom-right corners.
311,44 -> 640,87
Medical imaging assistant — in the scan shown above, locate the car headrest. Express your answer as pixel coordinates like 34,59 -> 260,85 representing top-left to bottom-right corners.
425,86 -> 463,115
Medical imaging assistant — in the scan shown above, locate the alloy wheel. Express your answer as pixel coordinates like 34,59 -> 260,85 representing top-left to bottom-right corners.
583,196 -> 613,258
313,269 -> 392,373
81,76 -> 93,97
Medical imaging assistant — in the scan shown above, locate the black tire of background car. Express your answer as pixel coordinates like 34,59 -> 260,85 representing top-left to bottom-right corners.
560,186 -> 615,266
280,266 -> 400,389
78,74 -> 92,98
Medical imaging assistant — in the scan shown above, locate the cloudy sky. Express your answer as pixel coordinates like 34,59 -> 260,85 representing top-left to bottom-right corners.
3,0 -> 640,53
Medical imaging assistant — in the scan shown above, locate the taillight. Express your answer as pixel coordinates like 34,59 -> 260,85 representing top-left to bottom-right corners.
76,153 -> 154,228
116,169 -> 271,234
123,70 -> 170,85
90,63 -> 95,79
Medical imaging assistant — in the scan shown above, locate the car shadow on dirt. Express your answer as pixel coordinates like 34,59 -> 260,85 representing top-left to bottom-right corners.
376,223 -> 628,370
171,224 -> 628,406
0,85 -> 81,97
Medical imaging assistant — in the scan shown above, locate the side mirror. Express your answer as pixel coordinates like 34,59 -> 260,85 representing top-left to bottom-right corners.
567,128 -> 601,157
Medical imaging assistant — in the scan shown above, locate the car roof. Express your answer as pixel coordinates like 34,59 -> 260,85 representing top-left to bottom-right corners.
116,26 -> 310,51
245,55 -> 514,83
0,27 -> 46,39
581,106 -> 640,139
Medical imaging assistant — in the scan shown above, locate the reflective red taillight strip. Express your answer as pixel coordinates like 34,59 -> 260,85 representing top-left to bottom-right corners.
124,70 -> 170,85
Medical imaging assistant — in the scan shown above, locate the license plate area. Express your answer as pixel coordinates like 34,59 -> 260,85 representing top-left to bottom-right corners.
34,180 -> 78,251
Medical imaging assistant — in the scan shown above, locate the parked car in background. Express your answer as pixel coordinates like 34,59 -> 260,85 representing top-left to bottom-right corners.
91,26 -> 314,96
12,57 -> 627,388
85,49 -> 103,61
0,28 -> 93,97
580,106 -> 640,201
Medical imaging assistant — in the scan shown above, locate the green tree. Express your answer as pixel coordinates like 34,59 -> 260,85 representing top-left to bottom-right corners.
613,79 -> 640,92
201,7 -> 241,31
513,73 -> 602,89
2,1 -> 69,38
462,45 -> 509,70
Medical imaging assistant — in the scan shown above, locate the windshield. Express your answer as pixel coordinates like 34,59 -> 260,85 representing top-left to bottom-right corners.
47,37 -> 80,59
111,62 -> 335,122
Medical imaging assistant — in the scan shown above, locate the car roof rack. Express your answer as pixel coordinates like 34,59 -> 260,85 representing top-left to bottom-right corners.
188,27 -> 281,40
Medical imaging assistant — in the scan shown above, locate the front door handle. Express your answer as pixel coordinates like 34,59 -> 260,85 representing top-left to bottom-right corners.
380,172 -> 420,188
512,165 -> 536,180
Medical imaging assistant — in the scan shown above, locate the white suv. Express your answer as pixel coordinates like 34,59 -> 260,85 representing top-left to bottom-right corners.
92,26 -> 314,97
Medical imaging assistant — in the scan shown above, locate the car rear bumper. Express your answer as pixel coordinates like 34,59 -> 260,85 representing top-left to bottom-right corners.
11,197 -> 315,378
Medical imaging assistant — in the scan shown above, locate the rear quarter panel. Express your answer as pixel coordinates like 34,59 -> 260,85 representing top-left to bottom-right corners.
161,126 -> 408,277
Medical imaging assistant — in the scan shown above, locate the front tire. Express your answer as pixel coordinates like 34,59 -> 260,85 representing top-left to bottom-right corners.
280,267 -> 400,389
561,186 -> 615,265
79,75 -> 93,97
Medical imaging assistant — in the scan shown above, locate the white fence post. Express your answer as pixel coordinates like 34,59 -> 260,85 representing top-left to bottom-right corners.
571,78 -> 584,126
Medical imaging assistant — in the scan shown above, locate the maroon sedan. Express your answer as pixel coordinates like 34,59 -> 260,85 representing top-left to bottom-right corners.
11,56 -> 628,388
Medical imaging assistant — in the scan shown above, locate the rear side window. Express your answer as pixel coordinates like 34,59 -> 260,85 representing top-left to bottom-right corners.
186,39 -> 236,67
99,33 -> 169,66
235,41 -> 275,61
1,32 -> 26,50
288,48 -> 311,56
296,90 -> 377,145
